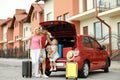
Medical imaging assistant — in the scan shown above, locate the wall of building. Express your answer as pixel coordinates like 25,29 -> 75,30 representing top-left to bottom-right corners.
54,0 -> 79,20
0,26 -> 3,41
13,21 -> 23,48
7,28 -> 13,41
23,23 -> 31,38
0,26 -> 3,49
80,15 -> 120,50
44,0 -> 54,21
7,28 -> 14,49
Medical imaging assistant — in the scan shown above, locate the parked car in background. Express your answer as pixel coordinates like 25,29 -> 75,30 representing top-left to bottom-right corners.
40,21 -> 111,78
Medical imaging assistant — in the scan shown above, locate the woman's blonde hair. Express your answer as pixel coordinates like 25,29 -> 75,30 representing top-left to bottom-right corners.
33,27 -> 40,35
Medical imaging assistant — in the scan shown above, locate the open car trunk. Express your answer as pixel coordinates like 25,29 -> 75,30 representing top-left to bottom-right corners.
40,21 -> 77,71
40,21 -> 76,47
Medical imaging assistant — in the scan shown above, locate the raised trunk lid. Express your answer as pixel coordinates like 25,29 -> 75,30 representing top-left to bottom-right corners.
40,21 -> 76,37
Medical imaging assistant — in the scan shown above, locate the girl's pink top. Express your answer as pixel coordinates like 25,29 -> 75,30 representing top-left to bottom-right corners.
30,36 -> 41,49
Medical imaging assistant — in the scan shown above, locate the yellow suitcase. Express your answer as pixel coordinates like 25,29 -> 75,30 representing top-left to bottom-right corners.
66,62 -> 78,80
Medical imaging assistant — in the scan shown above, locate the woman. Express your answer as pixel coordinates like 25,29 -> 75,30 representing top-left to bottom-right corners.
28,27 -> 42,77
39,26 -> 51,78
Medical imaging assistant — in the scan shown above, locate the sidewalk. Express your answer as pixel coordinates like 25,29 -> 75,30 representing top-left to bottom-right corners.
0,58 -> 120,70
110,61 -> 120,70
0,58 -> 120,80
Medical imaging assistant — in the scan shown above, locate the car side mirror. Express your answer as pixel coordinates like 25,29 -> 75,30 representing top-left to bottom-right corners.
101,45 -> 106,50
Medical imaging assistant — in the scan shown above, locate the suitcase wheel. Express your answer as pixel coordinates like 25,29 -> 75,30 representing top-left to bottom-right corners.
22,75 -> 24,77
66,77 -> 68,80
75,78 -> 78,80
66,77 -> 77,80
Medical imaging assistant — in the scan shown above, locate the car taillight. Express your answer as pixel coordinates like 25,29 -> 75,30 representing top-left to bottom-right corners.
74,49 -> 79,57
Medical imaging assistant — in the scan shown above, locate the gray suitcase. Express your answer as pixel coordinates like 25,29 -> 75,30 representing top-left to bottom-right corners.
22,50 -> 32,78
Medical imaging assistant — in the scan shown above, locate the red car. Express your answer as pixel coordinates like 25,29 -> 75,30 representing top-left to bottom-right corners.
40,21 -> 111,78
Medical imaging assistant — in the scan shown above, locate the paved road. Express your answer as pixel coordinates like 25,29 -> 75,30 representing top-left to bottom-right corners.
0,58 -> 120,80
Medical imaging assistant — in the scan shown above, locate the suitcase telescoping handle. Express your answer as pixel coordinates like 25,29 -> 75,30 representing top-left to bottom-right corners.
28,49 -> 30,59
28,49 -> 31,78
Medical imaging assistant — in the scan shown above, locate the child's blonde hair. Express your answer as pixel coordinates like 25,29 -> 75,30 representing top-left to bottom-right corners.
51,39 -> 58,45
46,45 -> 53,58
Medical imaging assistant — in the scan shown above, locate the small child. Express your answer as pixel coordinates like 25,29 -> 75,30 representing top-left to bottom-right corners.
46,39 -> 59,71
46,45 -> 53,58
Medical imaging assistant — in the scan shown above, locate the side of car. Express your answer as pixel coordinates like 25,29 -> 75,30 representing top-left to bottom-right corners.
75,35 -> 111,78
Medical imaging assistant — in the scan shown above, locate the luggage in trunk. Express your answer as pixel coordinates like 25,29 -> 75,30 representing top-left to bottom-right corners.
58,44 -> 63,58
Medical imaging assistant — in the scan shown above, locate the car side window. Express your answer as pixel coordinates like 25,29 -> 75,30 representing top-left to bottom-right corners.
83,37 -> 92,48
89,38 -> 101,49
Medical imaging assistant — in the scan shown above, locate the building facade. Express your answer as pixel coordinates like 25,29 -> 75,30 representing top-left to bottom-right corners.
0,3 -> 44,57
44,0 -> 80,34
44,0 -> 120,55
0,0 -> 120,57
69,0 -> 120,55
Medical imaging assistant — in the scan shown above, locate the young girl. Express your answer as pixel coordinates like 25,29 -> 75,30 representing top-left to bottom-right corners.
47,39 -> 59,71
46,45 -> 53,58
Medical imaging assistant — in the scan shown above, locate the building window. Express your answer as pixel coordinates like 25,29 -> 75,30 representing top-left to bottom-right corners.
117,0 -> 120,6
94,0 -> 104,8
93,0 -> 96,8
3,26 -> 7,41
118,22 -> 120,40
83,26 -> 88,35
47,12 -> 52,21
83,0 -> 87,12
26,27 -> 28,31
64,13 -> 69,21
94,21 -> 103,39
32,11 -> 39,21
3,32 -> 7,41
35,12 -> 39,20
24,28 -> 25,37
57,16 -> 62,21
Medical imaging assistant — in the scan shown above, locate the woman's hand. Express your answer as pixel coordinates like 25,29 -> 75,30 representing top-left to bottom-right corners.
40,52 -> 43,57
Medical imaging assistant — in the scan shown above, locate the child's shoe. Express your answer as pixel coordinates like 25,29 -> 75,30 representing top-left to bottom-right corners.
50,68 -> 53,71
53,68 -> 57,72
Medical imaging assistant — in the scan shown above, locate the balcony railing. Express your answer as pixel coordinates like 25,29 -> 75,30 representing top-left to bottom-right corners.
98,0 -> 120,12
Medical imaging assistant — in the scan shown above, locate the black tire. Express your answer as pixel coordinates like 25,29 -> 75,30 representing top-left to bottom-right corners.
22,75 -> 24,77
78,62 -> 89,78
104,59 -> 109,72
45,70 -> 51,76
66,77 -> 68,80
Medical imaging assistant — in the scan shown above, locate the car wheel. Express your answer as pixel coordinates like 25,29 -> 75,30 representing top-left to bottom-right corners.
104,59 -> 109,72
45,70 -> 51,76
78,61 -> 89,78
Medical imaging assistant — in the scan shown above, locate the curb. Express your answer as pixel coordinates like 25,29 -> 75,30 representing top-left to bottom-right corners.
110,61 -> 120,70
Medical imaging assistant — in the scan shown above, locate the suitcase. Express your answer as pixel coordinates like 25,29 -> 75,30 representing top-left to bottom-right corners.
58,44 -> 63,58
22,61 -> 32,78
22,50 -> 32,78
66,62 -> 78,80
63,47 -> 72,58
